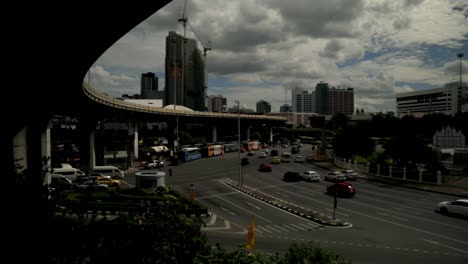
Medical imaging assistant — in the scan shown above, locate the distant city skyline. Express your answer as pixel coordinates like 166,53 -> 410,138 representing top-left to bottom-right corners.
90,0 -> 467,113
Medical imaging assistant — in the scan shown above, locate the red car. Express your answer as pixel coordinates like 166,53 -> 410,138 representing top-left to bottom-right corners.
258,163 -> 272,172
327,182 -> 356,197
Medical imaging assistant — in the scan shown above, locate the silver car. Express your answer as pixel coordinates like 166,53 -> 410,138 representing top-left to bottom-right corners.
341,170 -> 358,180
300,171 -> 321,182
436,199 -> 468,217
325,172 -> 346,182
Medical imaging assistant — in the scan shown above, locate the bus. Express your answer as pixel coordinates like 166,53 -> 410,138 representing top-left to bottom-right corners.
177,147 -> 202,162
202,144 -> 225,157
251,141 -> 261,150
223,143 -> 239,152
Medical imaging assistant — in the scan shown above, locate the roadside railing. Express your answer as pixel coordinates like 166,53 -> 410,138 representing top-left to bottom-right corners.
334,157 -> 442,185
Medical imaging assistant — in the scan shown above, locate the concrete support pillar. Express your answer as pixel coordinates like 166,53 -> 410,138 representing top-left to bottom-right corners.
419,170 -> 423,182
269,126 -> 273,143
403,167 -> 407,180
13,127 -> 28,173
89,129 -> 96,169
437,170 -> 442,185
212,126 -> 217,143
41,120 -> 52,185
246,126 -> 251,141
389,166 -> 392,178
129,120 -> 139,160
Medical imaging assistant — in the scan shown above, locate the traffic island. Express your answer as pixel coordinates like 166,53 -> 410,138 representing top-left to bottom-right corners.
224,179 -> 351,227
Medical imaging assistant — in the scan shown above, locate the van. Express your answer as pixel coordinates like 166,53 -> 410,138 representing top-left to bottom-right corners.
91,166 -> 124,179
51,168 -> 86,181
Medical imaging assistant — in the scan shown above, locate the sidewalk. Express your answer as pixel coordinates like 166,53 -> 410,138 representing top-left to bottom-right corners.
310,160 -> 468,198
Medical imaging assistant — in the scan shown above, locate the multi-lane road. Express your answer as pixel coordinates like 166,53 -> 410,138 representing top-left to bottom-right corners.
127,145 -> 468,264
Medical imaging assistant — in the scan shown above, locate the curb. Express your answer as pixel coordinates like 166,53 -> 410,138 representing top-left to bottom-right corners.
224,180 -> 350,227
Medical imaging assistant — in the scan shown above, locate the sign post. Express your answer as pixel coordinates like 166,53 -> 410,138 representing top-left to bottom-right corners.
333,193 -> 338,220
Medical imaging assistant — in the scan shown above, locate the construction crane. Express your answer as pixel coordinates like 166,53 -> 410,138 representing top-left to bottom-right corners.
187,20 -> 212,58
178,0 -> 188,38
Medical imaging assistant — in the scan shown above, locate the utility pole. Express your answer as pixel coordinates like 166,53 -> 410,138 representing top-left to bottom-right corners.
458,53 -> 464,114
173,37 -> 178,151
235,100 -> 241,187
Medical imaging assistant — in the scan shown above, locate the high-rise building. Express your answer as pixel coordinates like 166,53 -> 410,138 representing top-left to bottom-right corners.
315,82 -> 329,114
209,95 -> 226,113
315,82 -> 354,115
280,104 -> 292,112
396,82 -> 468,117
165,31 -> 207,111
141,72 -> 164,100
327,87 -> 354,115
291,87 -> 315,113
256,100 -> 271,113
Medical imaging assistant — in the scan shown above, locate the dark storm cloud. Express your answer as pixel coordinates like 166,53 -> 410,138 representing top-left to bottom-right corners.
207,52 -> 269,74
320,39 -> 345,59
393,16 -> 411,30
271,0 -> 365,38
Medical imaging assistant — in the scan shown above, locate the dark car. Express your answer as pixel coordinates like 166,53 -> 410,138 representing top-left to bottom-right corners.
258,163 -> 272,172
327,182 -> 356,197
271,149 -> 279,156
283,171 -> 301,182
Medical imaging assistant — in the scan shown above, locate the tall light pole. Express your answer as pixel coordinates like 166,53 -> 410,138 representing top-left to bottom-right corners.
235,100 -> 241,187
173,37 -> 178,151
458,53 -> 464,114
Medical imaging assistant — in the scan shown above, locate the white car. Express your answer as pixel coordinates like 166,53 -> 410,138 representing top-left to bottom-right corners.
436,199 -> 468,217
300,171 -> 320,182
259,152 -> 267,158
341,170 -> 358,180
294,155 -> 305,163
76,180 -> 109,191
325,172 -> 346,182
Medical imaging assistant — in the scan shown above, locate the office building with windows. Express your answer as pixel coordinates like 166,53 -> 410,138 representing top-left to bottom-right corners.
396,82 -> 468,118
256,100 -> 271,113
292,87 -> 315,113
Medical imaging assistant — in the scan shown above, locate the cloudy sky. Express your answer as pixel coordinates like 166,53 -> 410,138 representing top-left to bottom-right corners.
91,0 -> 467,113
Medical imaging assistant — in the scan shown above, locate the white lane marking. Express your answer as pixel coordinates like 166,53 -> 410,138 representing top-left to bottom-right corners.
376,212 -> 409,221
391,207 -> 421,215
264,225 -> 282,233
220,207 -> 236,215
201,220 -> 231,231
217,196 -> 272,223
290,224 -> 308,231
303,222 -> 322,229
423,239 -> 468,254
196,191 -> 240,200
256,226 -> 273,233
282,225 -> 299,231
275,191 -> 289,197
206,214 -> 217,225
273,224 -> 290,232
247,202 -> 261,209
326,208 -> 350,217
298,223 -> 315,230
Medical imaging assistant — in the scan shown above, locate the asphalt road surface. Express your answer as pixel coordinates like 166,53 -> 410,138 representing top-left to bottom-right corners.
126,144 -> 468,264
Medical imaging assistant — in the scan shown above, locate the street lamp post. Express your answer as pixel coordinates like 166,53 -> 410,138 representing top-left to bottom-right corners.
173,38 -> 179,152
235,100 -> 241,187
458,53 -> 464,114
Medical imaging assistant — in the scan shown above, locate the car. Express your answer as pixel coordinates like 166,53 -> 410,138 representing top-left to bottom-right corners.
76,180 -> 109,191
283,171 -> 301,182
341,170 -> 358,180
95,176 -> 122,187
270,149 -> 279,156
50,174 -> 73,190
271,156 -> 281,164
300,171 -> 320,182
247,151 -> 255,156
241,157 -> 249,166
294,155 -> 305,163
291,146 -> 299,154
258,151 -> 267,158
327,182 -> 356,197
325,172 -> 347,182
146,160 -> 164,169
87,172 -> 111,179
435,199 -> 468,217
258,163 -> 272,172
